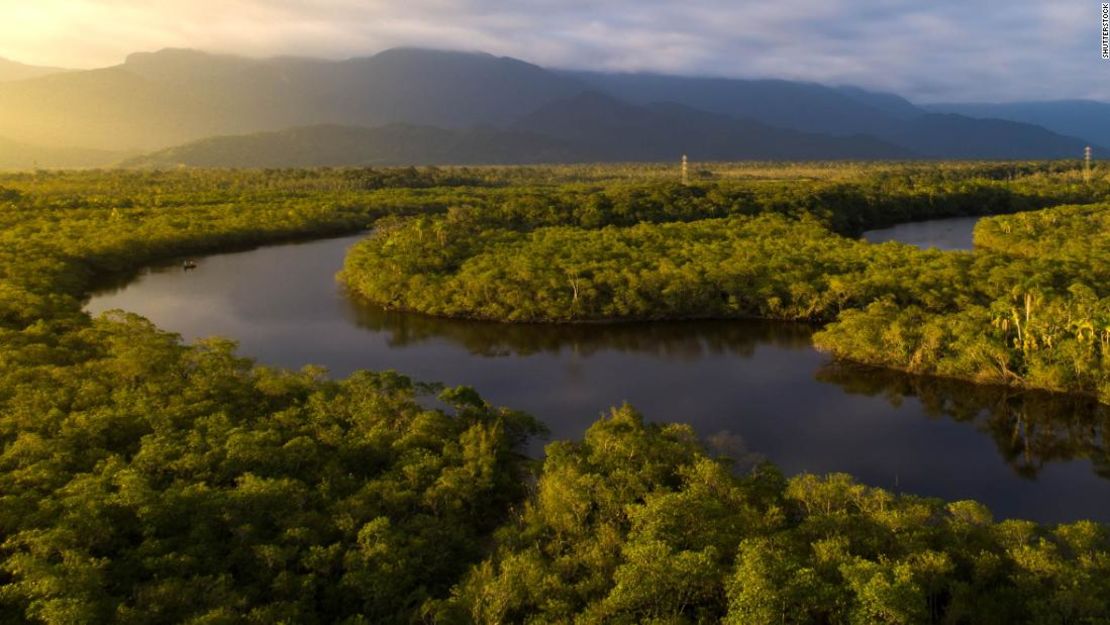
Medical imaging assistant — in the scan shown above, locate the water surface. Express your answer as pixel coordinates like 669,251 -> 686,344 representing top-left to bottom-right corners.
862,215 -> 980,250
86,231 -> 1110,523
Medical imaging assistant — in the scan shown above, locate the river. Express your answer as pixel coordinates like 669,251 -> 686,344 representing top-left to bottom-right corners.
86,217 -> 1110,523
862,215 -> 980,250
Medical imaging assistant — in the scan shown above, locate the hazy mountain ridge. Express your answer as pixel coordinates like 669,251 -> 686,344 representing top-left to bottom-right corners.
882,113 -> 1096,159
0,57 -> 69,82
567,71 -> 1098,158
926,100 -> 1110,152
0,48 -> 587,153
564,71 -> 905,137
0,47 -> 1102,166
511,91 -> 912,161
125,94 -> 913,168
122,123 -> 585,167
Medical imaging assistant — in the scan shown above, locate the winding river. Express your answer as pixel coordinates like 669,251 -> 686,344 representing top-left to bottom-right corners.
86,217 -> 1110,523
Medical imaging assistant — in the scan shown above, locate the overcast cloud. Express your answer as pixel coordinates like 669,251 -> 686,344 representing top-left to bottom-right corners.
2,0 -> 1106,102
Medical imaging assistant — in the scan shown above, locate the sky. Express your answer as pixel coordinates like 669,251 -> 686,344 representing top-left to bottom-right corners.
1,0 -> 1106,102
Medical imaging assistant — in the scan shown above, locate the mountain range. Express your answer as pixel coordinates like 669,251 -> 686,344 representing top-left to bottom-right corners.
0,57 -> 69,83
0,47 -> 1104,168
925,100 -> 1110,151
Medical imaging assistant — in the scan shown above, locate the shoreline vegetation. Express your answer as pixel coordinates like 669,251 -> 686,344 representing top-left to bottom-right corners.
3,164 -> 1110,623
338,166 -> 1110,405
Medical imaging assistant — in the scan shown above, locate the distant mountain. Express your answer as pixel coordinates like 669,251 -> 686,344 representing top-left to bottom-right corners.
125,94 -> 912,168
926,100 -> 1110,153
122,124 -> 584,168
0,46 -> 1102,163
0,136 -> 128,169
881,114 -> 1098,159
0,48 -> 585,151
120,47 -> 588,129
0,57 -> 68,82
567,71 -> 1098,159
564,71 -> 902,137
0,65 -> 241,151
833,86 -> 921,120
513,91 -> 911,161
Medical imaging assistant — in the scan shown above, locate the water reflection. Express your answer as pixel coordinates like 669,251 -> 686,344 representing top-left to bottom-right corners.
818,363 -> 1110,481
861,215 -> 980,251
354,302 -> 1110,485
346,302 -> 814,359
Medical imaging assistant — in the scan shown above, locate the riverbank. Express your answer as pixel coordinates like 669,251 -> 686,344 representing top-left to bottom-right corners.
340,202 -> 1110,404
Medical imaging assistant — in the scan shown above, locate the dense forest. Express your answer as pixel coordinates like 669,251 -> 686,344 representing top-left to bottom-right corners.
2,164 -> 1110,623
427,407 -> 1110,625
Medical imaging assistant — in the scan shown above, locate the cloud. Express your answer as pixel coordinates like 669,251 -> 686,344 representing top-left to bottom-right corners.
2,0 -> 1107,102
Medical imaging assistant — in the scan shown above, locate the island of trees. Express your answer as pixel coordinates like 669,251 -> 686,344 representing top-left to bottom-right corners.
340,164 -> 1110,404
1,163 -> 1108,623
